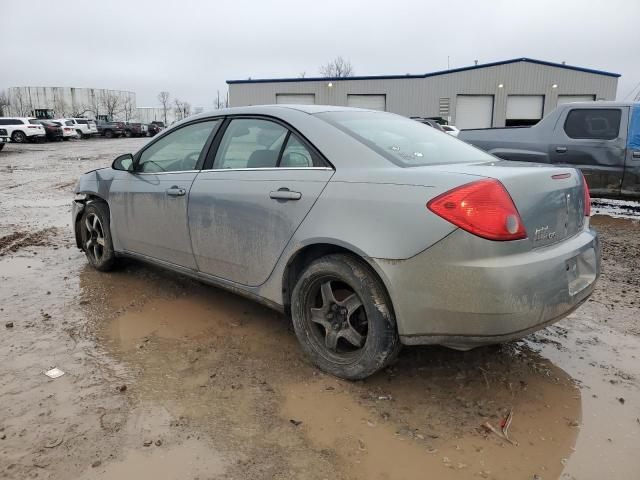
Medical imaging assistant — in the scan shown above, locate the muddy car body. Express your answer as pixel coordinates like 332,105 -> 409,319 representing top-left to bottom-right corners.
459,102 -> 640,198
72,105 -> 600,379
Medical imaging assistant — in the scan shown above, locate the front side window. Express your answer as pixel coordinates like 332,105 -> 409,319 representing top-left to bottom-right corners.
137,120 -> 220,173
564,109 -> 621,140
214,119 -> 287,169
316,111 -> 493,167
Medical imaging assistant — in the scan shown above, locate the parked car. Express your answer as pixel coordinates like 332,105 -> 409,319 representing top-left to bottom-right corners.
0,128 -> 8,151
458,102 -> 640,198
441,125 -> 460,137
147,123 -> 161,137
35,120 -> 64,141
55,120 -> 79,140
73,105 -> 599,380
411,117 -> 446,132
96,120 -> 125,138
0,117 -> 46,143
57,118 -> 98,139
124,122 -> 148,138
150,121 -> 165,130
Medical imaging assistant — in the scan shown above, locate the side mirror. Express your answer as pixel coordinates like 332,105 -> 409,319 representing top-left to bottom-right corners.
112,153 -> 134,171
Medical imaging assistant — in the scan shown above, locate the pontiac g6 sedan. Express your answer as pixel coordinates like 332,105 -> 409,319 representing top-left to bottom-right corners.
73,105 -> 600,380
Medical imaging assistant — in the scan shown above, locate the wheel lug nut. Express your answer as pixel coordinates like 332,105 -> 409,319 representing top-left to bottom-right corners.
327,313 -> 333,319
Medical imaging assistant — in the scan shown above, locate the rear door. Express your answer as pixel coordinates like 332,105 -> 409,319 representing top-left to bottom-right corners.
188,117 -> 333,286
550,107 -> 628,196
109,119 -> 221,268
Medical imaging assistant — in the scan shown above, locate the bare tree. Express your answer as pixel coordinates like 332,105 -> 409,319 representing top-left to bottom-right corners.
173,98 -> 191,121
319,57 -> 354,77
99,91 -> 124,120
11,89 -> 34,116
158,91 -> 170,125
0,90 -> 9,116
299,71 -> 307,78
122,95 -> 134,122
213,90 -> 228,110
81,92 -> 101,119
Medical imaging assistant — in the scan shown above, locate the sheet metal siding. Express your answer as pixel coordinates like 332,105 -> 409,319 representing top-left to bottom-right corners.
7,86 -> 137,121
229,62 -> 617,127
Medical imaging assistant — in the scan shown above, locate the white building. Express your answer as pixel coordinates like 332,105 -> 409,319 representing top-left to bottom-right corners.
6,86 -> 136,121
227,57 -> 620,128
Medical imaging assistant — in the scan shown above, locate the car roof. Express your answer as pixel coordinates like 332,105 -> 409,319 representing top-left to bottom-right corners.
187,104 -> 385,122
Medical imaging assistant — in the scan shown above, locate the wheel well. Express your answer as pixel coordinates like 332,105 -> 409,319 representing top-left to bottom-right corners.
281,243 -> 392,317
74,195 -> 109,248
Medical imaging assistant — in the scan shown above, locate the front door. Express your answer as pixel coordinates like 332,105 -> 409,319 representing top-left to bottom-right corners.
550,107 -> 628,196
188,117 -> 334,286
109,119 -> 221,268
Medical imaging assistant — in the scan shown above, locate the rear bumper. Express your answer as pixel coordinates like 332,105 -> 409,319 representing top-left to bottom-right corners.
371,226 -> 600,348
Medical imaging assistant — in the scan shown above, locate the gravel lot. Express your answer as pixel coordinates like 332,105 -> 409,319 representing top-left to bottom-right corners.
1,139 -> 639,480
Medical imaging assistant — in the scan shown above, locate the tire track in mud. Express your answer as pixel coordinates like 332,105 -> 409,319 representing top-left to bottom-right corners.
0,227 -> 59,256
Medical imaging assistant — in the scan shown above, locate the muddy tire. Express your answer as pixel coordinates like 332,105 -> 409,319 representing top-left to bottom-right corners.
0,143 -> 4,151
80,201 -> 116,271
124,130 -> 133,138
104,129 -> 114,138
291,254 -> 401,380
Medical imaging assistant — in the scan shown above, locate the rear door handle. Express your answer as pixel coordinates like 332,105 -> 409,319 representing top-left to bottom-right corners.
556,146 -> 567,153
166,186 -> 186,197
270,188 -> 302,201
633,150 -> 640,159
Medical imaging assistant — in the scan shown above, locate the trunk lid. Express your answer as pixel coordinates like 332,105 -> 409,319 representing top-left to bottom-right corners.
425,160 -> 586,248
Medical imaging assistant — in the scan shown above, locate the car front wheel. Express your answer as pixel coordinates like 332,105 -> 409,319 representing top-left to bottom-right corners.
291,254 -> 401,380
80,201 -> 116,271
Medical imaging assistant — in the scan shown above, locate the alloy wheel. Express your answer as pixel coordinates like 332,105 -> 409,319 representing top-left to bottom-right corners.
84,213 -> 105,263
308,278 -> 368,353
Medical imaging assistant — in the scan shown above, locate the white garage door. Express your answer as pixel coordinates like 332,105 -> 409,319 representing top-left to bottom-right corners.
506,95 -> 544,120
347,94 -> 386,111
557,95 -> 595,106
276,94 -> 315,105
455,95 -> 493,129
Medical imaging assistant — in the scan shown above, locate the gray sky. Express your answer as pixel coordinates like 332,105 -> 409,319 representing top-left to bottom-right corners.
2,0 -> 639,107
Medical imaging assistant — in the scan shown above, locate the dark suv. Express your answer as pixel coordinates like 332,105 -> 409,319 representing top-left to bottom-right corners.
124,123 -> 148,138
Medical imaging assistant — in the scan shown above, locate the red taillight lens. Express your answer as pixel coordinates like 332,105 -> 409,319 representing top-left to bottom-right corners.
581,172 -> 591,217
427,179 -> 527,241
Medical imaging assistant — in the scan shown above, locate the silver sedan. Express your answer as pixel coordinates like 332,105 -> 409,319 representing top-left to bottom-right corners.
73,105 -> 600,379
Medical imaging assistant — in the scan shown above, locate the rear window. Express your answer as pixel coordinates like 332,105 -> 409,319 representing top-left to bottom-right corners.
316,111 -> 493,167
28,119 -> 41,125
564,109 -> 621,140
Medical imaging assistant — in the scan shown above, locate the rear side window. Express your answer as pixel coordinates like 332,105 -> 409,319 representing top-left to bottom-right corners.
564,109 -> 621,140
75,119 -> 88,125
280,134 -> 316,167
66,120 -> 75,126
29,119 -> 40,125
214,119 -> 287,169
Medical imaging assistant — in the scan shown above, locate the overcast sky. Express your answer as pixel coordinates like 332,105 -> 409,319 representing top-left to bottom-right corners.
2,0 -> 639,107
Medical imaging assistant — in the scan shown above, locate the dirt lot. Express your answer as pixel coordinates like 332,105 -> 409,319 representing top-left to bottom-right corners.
1,139 -> 639,480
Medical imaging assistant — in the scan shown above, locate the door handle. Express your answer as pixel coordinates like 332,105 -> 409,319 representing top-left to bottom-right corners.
633,151 -> 640,159
556,146 -> 567,153
269,188 -> 302,201
166,186 -> 186,197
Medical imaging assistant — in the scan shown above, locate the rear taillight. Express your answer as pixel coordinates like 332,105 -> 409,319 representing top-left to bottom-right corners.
581,172 -> 591,217
427,179 -> 527,241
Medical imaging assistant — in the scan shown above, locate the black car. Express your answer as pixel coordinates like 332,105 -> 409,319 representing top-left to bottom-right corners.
147,123 -> 161,136
36,120 -> 64,141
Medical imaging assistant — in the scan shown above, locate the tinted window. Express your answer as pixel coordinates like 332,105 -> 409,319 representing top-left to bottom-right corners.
1,119 -> 23,125
280,134 -> 315,167
316,111 -> 493,167
564,109 -> 621,140
75,119 -> 88,125
29,119 -> 40,125
65,120 -> 74,126
214,119 -> 287,169
138,120 -> 220,173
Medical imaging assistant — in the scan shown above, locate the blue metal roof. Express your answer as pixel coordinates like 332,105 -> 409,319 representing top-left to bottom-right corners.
226,57 -> 621,84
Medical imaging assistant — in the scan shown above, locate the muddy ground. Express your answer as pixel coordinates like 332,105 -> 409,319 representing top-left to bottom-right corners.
1,139 -> 639,480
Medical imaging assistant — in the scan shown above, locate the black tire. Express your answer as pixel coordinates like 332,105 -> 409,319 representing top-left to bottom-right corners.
75,129 -> 84,139
124,130 -> 133,138
79,201 -> 116,271
104,129 -> 114,138
11,131 -> 27,143
0,143 -> 4,151
291,254 -> 401,380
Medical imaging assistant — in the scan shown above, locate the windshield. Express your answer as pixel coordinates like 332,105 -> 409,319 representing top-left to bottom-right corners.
316,111 -> 493,167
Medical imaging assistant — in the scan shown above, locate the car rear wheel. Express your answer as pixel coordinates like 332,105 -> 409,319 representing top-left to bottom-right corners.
124,130 -> 133,138
0,143 -> 5,151
12,131 -> 26,143
80,202 -> 115,271
104,129 -> 114,138
291,254 -> 401,380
